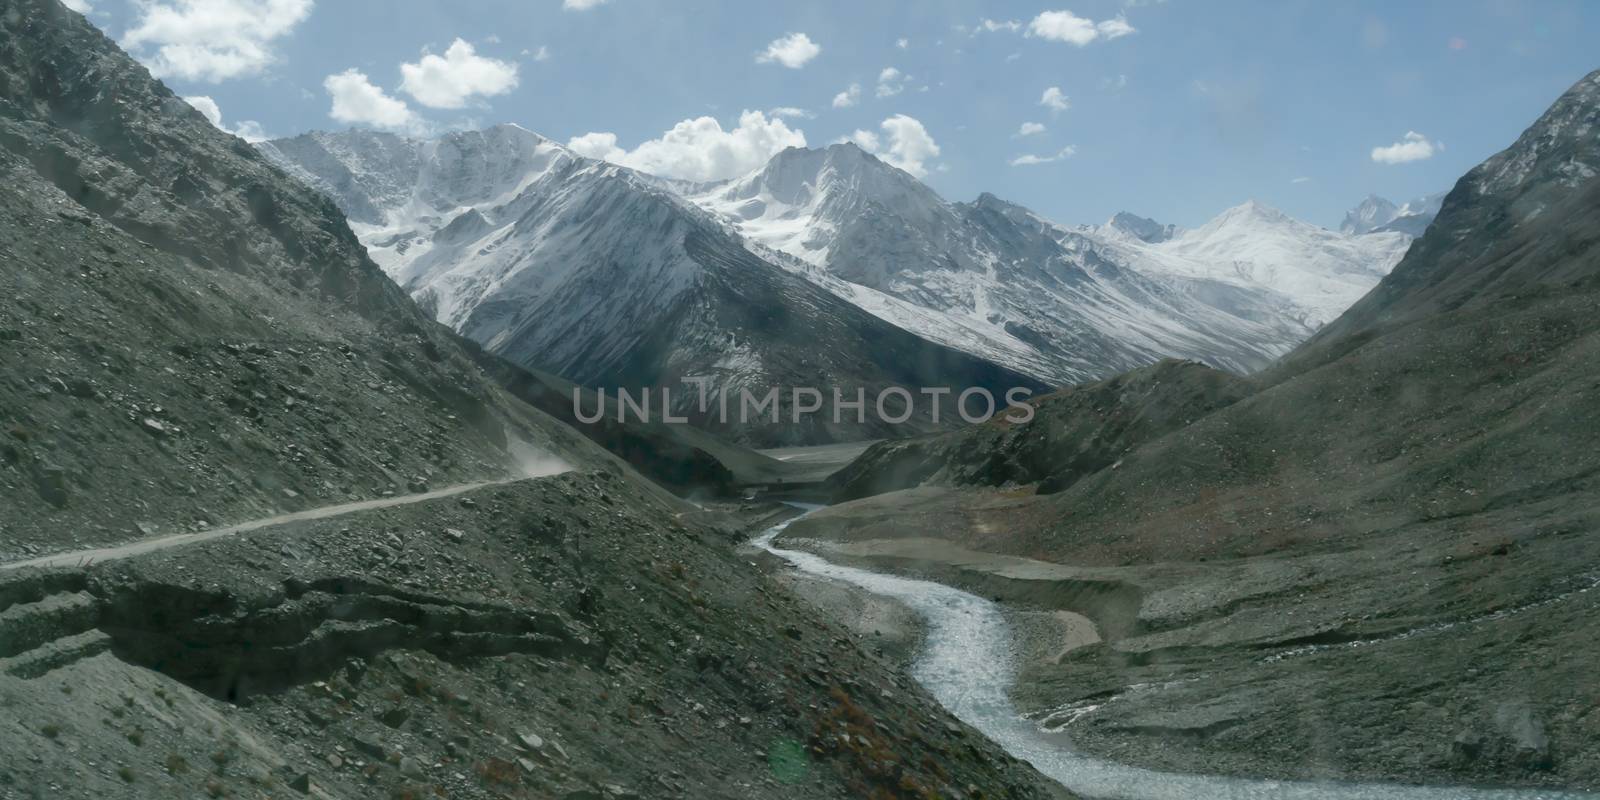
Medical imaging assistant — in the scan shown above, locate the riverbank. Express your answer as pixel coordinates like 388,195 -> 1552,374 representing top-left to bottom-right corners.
755,511 -> 1600,800
774,491 -> 1600,792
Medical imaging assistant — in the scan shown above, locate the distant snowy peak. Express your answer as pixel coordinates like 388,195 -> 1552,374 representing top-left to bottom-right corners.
690,150 -> 1348,383
1101,211 -> 1181,243
1340,194 -> 1400,235
1125,200 -> 1412,327
1340,191 -> 1445,237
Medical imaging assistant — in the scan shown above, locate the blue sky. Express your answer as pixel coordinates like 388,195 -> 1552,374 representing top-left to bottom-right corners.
73,0 -> 1598,228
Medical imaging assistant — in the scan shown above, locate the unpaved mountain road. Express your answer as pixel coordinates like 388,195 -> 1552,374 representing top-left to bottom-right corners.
2,477 -> 531,572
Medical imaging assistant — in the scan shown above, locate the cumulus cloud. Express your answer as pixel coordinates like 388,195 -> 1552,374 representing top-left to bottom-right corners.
896,38 -> 909,49
850,114 -> 940,178
184,94 -> 222,124
565,131 -> 626,161
61,0 -> 92,12
1017,121 -> 1045,137
566,110 -> 805,182
563,0 -> 607,9
183,94 -> 268,141
1009,145 -> 1077,166
769,106 -> 813,119
398,39 -> 519,110
324,68 -> 419,131
1370,131 -> 1440,164
832,83 -> 862,108
1024,10 -> 1136,45
876,67 -> 910,98
121,0 -> 313,82
756,32 -> 821,69
525,45 -> 551,61
847,130 -> 879,151
1039,86 -> 1070,113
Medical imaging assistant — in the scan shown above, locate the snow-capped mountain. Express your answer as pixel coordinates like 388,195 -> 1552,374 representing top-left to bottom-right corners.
259,126 -> 1043,446
1341,192 -> 1445,236
686,144 -> 1408,382
263,126 -> 1423,441
1116,200 -> 1413,326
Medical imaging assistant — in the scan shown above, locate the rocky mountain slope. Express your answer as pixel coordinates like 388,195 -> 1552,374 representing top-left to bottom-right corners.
828,360 -> 1252,501
2,470 -> 1072,800
262,128 -> 1044,447
690,144 -> 1408,379
0,1 -> 637,558
785,68 -> 1600,788
0,3 -> 1077,798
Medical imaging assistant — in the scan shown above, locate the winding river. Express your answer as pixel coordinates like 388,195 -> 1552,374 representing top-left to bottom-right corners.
754,511 -> 1594,800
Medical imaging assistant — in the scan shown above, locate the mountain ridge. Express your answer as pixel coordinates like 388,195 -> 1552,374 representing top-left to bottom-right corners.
263,125 -> 1047,447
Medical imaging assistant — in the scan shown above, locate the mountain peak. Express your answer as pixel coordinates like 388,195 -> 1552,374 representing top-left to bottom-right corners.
1104,211 -> 1179,243
1341,194 -> 1400,235
1215,199 -> 1291,226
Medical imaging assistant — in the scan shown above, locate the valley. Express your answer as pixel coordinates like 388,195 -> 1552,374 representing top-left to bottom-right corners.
3,0 -> 1598,798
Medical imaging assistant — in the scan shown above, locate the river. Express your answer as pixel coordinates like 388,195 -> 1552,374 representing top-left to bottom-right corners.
754,511 -> 1593,800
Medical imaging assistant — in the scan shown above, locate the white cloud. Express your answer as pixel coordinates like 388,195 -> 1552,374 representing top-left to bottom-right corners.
526,45 -> 551,62
1024,10 -> 1136,45
566,131 -> 626,161
896,38 -> 909,49
1028,10 -> 1096,44
1009,145 -> 1077,166
184,95 -> 222,126
876,67 -> 910,98
1291,176 -> 1312,184
61,0 -> 92,12
975,19 -> 1022,34
756,32 -> 821,69
399,39 -> 519,110
562,0 -> 607,9
1096,16 -> 1137,39
121,0 -> 313,83
769,106 -> 813,119
1370,131 -> 1440,164
182,94 -> 270,141
851,114 -> 940,178
1040,86 -> 1070,112
832,83 -> 862,108
847,130 -> 879,151
1017,121 -> 1045,136
323,68 -> 418,131
567,110 -> 805,182
1101,73 -> 1128,91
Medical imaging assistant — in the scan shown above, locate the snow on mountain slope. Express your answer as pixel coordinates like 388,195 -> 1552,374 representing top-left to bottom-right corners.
262,126 -> 701,380
260,126 -> 1044,446
1121,200 -> 1414,326
686,144 -> 1390,383
264,126 -> 1417,419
